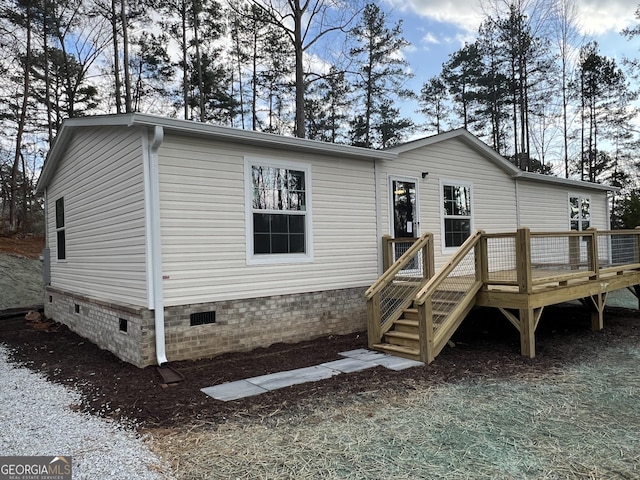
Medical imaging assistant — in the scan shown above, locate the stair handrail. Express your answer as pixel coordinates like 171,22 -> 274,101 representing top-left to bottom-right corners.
414,230 -> 484,306
365,233 -> 433,300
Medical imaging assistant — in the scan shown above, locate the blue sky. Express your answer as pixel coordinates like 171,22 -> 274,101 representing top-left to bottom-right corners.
377,0 -> 640,129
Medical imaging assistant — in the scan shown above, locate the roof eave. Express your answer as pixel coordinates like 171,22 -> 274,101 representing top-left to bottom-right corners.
513,171 -> 619,193
129,114 -> 397,162
36,114 -> 396,193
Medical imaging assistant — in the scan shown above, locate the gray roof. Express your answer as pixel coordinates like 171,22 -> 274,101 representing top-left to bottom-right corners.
36,113 -> 395,193
37,115 -> 618,194
386,128 -> 618,193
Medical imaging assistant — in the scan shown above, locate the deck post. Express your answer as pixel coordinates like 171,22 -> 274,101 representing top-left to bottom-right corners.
417,301 -> 434,364
516,227 -> 532,294
519,308 -> 536,358
590,293 -> 604,331
475,231 -> 488,287
587,227 -> 599,280
382,235 -> 392,272
422,233 -> 435,280
366,294 -> 381,348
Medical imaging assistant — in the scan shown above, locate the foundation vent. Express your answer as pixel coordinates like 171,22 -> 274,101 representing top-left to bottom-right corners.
190,311 -> 216,326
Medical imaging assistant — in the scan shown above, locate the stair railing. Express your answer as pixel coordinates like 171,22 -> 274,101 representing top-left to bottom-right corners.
365,233 -> 434,349
414,230 -> 486,363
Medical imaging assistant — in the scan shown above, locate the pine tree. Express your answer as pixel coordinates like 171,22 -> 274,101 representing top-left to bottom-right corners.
349,3 -> 413,149
418,76 -> 449,135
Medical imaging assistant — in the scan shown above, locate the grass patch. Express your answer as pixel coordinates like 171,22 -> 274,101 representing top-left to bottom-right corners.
154,340 -> 640,479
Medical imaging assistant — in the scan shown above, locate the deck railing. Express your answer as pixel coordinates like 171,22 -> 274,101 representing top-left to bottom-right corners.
597,229 -> 640,274
365,233 -> 434,348
482,228 -> 640,291
366,227 -> 640,363
413,230 -> 485,362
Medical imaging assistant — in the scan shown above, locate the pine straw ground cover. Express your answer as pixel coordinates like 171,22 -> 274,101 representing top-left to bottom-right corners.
152,311 -> 640,479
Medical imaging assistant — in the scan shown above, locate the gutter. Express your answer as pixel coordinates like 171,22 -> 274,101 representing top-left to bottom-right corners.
143,125 -> 168,366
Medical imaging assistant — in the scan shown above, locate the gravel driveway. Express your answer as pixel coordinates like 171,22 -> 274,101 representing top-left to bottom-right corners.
0,345 -> 173,479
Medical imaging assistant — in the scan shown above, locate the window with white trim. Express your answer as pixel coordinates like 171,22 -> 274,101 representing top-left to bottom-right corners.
569,194 -> 590,231
245,158 -> 312,264
441,181 -> 472,249
55,197 -> 66,260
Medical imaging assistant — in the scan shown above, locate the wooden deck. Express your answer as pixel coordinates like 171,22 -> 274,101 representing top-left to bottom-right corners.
366,228 -> 640,364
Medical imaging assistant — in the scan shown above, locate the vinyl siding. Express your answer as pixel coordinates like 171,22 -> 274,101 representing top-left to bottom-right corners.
517,180 -> 609,231
157,134 -> 378,306
46,126 -> 148,306
379,137 -> 518,267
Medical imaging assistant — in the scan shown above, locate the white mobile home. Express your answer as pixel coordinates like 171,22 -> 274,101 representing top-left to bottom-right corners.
36,114 -> 615,367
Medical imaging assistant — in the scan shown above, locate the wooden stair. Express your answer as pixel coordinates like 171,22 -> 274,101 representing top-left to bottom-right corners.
372,288 -> 473,362
373,307 -> 421,360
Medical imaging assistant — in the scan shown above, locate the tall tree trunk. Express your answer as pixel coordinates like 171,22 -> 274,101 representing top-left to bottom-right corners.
43,0 -> 53,144
10,0 -> 32,233
192,5 -> 204,121
181,0 -> 188,119
293,0 -> 304,138
111,0 -> 122,113
562,61 -> 569,177
121,0 -> 132,112
252,27 -> 258,130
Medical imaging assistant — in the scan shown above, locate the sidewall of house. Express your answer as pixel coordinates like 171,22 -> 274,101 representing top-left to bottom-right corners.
156,134 -> 379,307
44,126 -> 149,307
517,181 -> 610,231
378,137 -> 519,268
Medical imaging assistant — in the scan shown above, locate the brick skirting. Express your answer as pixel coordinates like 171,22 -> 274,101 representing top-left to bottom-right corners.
44,287 -> 368,367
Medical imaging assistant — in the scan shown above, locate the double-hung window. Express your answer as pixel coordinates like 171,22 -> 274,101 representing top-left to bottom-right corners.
55,197 -> 66,260
245,158 -> 312,264
569,194 -> 590,232
441,180 -> 472,250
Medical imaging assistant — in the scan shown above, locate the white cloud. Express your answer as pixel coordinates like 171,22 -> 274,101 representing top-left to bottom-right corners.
387,0 -> 639,36
576,0 -> 637,35
422,32 -> 440,44
385,0 -> 484,32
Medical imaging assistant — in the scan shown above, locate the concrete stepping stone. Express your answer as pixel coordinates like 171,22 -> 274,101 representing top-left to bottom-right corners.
320,358 -> 376,373
248,365 -> 341,391
338,348 -> 389,362
201,379 -> 268,402
202,349 -> 424,402
370,355 -> 424,371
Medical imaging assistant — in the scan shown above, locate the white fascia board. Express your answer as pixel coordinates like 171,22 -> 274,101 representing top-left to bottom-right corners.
513,171 -> 619,193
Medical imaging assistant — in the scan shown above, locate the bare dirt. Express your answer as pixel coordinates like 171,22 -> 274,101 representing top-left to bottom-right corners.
0,235 -> 639,435
0,234 -> 45,259
1,304 -> 639,432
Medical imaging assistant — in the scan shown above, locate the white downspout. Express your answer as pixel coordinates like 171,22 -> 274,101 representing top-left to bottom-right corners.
144,126 -> 167,366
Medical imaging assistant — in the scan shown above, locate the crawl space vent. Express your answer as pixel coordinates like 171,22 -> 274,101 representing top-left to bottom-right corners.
190,311 -> 216,326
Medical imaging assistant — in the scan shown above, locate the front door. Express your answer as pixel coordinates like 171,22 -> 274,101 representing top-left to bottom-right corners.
392,178 -> 418,239
390,177 -> 419,264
